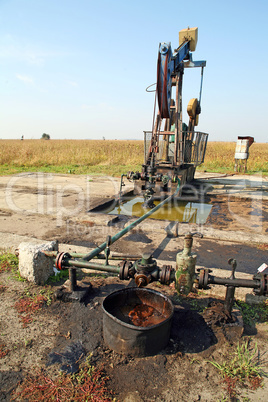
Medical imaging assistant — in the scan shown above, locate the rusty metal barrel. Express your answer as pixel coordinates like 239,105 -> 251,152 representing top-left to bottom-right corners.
102,288 -> 174,356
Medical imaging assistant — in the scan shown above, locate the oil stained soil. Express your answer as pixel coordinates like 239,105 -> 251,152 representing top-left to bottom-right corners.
42,278 -> 219,401
0,272 -> 267,401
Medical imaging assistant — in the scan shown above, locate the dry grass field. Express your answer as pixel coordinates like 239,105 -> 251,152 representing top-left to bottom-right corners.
202,141 -> 268,175
0,139 -> 267,176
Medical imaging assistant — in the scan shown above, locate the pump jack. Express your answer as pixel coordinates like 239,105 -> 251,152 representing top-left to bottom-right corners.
124,27 -> 208,207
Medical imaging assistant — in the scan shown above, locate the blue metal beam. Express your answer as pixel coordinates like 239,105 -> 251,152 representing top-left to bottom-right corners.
173,41 -> 190,71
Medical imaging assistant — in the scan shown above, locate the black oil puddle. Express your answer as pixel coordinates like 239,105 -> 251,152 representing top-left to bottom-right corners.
168,308 -> 217,354
47,341 -> 86,374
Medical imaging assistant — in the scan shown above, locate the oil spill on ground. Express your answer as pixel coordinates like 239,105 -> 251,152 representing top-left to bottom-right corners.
95,196 -> 212,224
167,307 -> 217,354
47,341 -> 86,374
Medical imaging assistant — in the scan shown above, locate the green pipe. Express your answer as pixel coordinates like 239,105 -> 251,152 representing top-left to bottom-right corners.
63,258 -> 120,274
83,180 -> 181,261
43,250 -> 140,260
74,253 -> 139,261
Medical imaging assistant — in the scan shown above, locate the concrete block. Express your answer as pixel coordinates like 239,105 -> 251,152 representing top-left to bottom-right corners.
19,241 -> 58,285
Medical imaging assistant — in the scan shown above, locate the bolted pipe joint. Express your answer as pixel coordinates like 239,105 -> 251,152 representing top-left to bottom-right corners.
134,253 -> 157,275
133,253 -> 159,288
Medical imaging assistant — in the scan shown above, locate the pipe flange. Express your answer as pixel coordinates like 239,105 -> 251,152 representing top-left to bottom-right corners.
119,261 -> 132,280
198,268 -> 209,289
160,265 -> 172,285
198,268 -> 205,289
254,274 -> 268,296
159,265 -> 167,284
55,252 -> 64,270
55,252 -> 71,270
135,274 -> 150,288
264,274 -> 268,296
140,171 -> 146,181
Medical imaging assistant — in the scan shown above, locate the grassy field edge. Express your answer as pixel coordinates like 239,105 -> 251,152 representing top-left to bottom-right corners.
0,140 -> 267,176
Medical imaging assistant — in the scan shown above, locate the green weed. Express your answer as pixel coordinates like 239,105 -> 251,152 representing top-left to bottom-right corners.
216,395 -> 229,402
24,338 -> 33,348
0,252 -> 18,273
0,252 -> 26,282
172,293 -> 207,313
39,288 -> 54,305
46,269 -> 69,283
209,339 -> 265,398
235,299 -> 268,326
10,267 -> 26,282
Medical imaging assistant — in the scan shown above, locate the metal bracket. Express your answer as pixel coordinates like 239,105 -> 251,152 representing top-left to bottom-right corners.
104,235 -> 111,266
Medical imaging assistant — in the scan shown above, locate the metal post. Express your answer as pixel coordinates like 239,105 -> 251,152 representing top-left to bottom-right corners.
69,268 -> 77,291
199,66 -> 204,104
224,258 -> 236,314
224,286 -> 235,315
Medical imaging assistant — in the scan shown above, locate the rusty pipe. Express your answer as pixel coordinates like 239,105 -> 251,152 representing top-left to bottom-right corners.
50,257 -> 121,274
208,275 -> 260,289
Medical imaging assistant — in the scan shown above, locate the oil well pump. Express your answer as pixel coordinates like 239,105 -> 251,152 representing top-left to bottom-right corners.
125,27 -> 208,207
18,27 -> 267,358
38,29 -> 267,308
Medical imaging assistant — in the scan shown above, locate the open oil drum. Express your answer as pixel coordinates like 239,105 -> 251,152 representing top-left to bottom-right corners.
102,287 -> 174,356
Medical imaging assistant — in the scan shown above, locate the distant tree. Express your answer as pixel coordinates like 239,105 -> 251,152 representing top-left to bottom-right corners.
41,133 -> 50,140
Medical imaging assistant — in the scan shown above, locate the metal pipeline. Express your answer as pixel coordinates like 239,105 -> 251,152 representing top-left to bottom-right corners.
55,258 -> 120,274
82,180 -> 181,262
43,250 -> 140,261
208,276 -> 260,289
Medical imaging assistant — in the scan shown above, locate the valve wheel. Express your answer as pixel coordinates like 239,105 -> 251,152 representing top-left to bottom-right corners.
135,274 -> 150,288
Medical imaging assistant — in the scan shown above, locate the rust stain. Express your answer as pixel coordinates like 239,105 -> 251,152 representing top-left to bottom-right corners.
128,304 -> 163,327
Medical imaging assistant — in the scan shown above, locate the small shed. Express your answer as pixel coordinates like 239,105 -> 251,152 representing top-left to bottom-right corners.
234,136 -> 254,172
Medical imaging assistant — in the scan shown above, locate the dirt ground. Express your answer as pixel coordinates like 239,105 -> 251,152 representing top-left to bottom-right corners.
0,172 -> 268,401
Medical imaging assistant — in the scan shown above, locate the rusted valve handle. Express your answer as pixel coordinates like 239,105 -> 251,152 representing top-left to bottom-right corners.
190,232 -> 204,239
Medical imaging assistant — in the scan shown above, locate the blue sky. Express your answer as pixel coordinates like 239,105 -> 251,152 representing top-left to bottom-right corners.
1,0 -> 267,142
